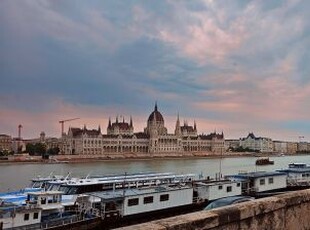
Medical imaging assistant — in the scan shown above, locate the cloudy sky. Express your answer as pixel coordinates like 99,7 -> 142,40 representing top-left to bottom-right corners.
1,0 -> 309,141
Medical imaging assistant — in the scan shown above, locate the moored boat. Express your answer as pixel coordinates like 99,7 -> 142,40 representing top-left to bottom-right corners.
277,163 -> 310,187
0,191 -> 100,230
255,157 -> 274,165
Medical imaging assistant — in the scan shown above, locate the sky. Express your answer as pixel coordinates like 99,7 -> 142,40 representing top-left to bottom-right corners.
1,0 -> 310,142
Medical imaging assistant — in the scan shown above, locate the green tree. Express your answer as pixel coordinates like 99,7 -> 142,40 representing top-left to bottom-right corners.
26,143 -> 46,156
47,147 -> 60,155
26,143 -> 36,155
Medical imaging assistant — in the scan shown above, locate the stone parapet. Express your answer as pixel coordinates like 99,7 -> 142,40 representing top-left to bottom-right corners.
116,189 -> 310,230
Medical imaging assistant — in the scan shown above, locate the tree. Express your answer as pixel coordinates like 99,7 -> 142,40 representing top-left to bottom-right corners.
26,143 -> 36,155
26,143 -> 47,156
47,147 -> 60,155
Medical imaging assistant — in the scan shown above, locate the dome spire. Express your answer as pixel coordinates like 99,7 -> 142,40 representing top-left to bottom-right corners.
155,101 -> 158,111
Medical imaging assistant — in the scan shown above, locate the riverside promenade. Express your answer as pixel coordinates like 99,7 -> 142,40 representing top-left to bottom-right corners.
0,152 -> 261,164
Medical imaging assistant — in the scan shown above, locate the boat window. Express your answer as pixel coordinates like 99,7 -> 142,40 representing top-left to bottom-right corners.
218,185 -> 223,190
160,194 -> 169,202
47,184 -> 60,191
268,178 -> 274,184
24,213 -> 30,221
59,186 -> 68,193
226,186 -> 232,192
143,196 -> 154,204
32,181 -> 43,188
33,212 -> 39,219
260,179 -> 265,185
68,187 -> 78,195
41,197 -> 46,205
128,198 -> 139,206
59,185 -> 77,194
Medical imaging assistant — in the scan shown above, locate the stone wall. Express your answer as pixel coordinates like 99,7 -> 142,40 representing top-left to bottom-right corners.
116,189 -> 310,230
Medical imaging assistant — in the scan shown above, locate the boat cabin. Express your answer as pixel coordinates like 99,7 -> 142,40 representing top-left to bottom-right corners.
0,200 -> 41,230
227,171 -> 287,195
55,172 -> 195,195
194,180 -> 242,203
26,191 -> 64,220
255,157 -> 274,165
277,163 -> 310,186
77,184 -> 193,219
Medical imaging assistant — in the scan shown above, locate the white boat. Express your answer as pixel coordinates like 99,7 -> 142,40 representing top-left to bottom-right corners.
194,179 -> 242,203
227,171 -> 287,196
76,184 -> 194,221
0,173 -> 71,205
0,191 -> 100,230
277,163 -> 310,187
47,172 -> 196,207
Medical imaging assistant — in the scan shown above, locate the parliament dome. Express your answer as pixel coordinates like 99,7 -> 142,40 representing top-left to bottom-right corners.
147,103 -> 164,123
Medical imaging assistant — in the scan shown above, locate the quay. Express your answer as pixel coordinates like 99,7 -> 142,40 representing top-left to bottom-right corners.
0,152 -> 277,164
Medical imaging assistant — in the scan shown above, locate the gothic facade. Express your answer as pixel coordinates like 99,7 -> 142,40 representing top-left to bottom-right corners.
61,104 -> 225,155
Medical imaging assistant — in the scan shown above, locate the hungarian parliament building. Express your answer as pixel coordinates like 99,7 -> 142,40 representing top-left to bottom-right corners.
61,103 -> 225,155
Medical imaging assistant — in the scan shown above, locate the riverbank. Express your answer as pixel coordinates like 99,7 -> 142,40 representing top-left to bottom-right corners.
0,151 -> 298,164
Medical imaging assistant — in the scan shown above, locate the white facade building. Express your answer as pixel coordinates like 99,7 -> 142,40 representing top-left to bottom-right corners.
240,133 -> 273,153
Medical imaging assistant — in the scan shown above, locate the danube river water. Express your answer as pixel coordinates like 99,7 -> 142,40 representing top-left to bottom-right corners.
1,155 -> 310,192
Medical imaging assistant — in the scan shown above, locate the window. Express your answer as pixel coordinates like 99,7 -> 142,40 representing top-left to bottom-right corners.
33,212 -> 39,219
226,186 -> 232,192
218,185 -> 223,190
143,196 -> 154,204
41,197 -> 46,204
260,179 -> 265,185
237,183 -> 241,187
24,213 -> 29,221
160,194 -> 169,202
268,178 -> 274,184
128,198 -> 139,206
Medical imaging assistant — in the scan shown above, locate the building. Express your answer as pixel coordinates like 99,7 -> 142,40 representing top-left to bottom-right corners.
11,138 -> 26,153
107,117 -> 134,135
24,132 -> 60,152
287,142 -> 298,154
225,139 -> 240,151
0,134 -> 12,153
240,133 -> 273,153
273,141 -> 288,154
61,103 -> 225,155
297,142 -> 308,153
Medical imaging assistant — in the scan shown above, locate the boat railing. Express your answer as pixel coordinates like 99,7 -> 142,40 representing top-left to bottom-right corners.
287,178 -> 310,186
242,187 -> 258,195
101,209 -> 121,219
41,214 -> 94,229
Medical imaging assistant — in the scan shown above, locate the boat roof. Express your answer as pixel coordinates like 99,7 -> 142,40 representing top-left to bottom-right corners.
62,173 -> 195,186
195,179 -> 239,186
0,201 -> 40,213
228,171 -> 286,180
277,163 -> 310,173
27,191 -> 63,196
86,185 -> 192,201
277,168 -> 310,173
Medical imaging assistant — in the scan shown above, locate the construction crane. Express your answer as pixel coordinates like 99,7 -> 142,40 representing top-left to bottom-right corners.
59,118 -> 80,136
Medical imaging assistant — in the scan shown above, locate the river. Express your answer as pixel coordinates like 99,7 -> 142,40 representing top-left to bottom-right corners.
1,155 -> 310,192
